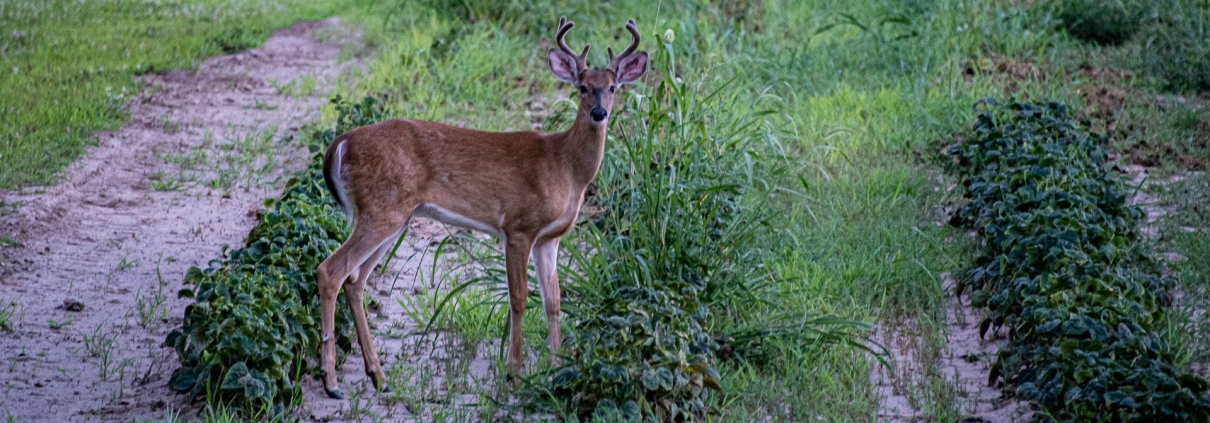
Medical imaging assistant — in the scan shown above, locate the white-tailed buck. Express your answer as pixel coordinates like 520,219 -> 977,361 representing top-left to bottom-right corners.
316,16 -> 648,398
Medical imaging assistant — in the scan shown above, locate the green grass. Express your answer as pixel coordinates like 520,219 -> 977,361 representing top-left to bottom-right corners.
1150,174 -> 1210,375
0,301 -> 15,332
0,0 -> 358,188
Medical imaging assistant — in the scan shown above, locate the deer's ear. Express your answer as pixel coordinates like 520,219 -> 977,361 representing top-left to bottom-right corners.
615,51 -> 648,85
548,49 -> 579,83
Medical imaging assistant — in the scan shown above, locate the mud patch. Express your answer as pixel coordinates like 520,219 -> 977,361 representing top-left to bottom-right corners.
0,18 -> 362,422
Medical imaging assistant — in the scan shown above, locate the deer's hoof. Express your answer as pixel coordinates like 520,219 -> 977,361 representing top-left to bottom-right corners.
368,371 -> 390,393
505,372 -> 523,388
325,388 -> 344,399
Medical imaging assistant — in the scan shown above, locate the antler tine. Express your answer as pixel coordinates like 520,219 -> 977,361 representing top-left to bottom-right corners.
608,18 -> 641,71
555,16 -> 589,70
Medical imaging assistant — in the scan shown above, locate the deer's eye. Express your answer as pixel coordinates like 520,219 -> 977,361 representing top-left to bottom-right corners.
609,85 -> 616,93
579,86 -> 587,94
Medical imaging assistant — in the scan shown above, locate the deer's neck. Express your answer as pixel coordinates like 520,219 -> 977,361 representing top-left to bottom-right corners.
557,115 -> 608,189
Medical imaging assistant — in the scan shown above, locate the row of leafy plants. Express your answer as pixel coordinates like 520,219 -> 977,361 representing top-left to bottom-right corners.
945,99 -> 1210,421
164,96 -> 385,411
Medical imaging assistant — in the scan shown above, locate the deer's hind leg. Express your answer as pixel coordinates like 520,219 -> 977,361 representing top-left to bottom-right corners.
344,231 -> 401,392
317,217 -> 408,399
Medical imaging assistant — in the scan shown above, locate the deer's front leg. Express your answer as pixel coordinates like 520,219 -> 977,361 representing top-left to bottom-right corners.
532,238 -> 562,366
504,233 -> 535,375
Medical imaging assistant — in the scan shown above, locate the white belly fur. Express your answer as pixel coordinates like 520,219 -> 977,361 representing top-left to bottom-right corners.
414,190 -> 580,241
413,203 -> 504,238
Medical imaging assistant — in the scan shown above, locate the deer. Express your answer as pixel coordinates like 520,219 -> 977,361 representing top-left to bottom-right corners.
314,16 -> 648,398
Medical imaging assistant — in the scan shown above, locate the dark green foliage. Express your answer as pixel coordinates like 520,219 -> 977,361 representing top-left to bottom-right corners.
1139,0 -> 1210,92
946,99 -> 1210,421
164,162 -> 352,410
1055,0 -> 1143,45
165,95 -> 388,409
553,281 -> 722,421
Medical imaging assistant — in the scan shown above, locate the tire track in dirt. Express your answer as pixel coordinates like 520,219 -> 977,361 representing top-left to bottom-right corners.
872,289 -> 1033,423
0,18 -> 363,422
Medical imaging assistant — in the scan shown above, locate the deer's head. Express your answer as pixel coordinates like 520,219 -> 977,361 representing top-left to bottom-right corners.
548,17 -> 648,126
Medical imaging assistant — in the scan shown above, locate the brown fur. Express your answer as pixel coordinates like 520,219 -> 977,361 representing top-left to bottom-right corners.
314,17 -> 647,397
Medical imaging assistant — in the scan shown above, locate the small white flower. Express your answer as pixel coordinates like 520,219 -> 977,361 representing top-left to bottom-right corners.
664,29 -> 675,43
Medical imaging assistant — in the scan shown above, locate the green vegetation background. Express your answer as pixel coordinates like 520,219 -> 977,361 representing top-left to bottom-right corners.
5,0 -> 1209,421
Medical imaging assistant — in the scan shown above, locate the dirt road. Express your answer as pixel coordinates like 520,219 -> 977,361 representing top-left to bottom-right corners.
0,18 -> 363,421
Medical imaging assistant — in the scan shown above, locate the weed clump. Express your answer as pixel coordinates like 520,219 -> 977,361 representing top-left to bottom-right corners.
542,35 -> 780,420
946,99 -> 1210,421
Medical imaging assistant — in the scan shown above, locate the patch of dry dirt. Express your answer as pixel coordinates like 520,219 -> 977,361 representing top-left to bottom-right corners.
873,278 -> 1033,422
0,18 -> 367,422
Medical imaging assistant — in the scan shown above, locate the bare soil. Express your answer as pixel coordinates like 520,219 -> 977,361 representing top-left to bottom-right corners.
873,280 -> 1033,422
0,18 -> 367,422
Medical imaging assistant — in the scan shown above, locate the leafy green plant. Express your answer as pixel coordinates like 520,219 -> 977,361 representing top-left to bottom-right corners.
164,95 -> 388,410
164,164 -> 353,409
946,99 -> 1210,421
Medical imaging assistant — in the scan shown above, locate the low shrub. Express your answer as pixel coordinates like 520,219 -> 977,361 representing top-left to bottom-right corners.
165,95 -> 386,410
1054,0 -> 1143,45
946,99 -> 1210,421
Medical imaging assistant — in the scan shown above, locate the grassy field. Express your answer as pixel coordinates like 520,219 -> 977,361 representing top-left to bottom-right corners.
7,0 -> 1209,420
0,0 -> 365,188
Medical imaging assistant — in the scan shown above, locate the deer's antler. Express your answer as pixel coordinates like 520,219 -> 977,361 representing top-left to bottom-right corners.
555,16 -> 589,71
607,19 -> 641,73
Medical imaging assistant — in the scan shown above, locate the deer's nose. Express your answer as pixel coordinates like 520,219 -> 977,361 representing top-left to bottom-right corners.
590,107 -> 608,122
